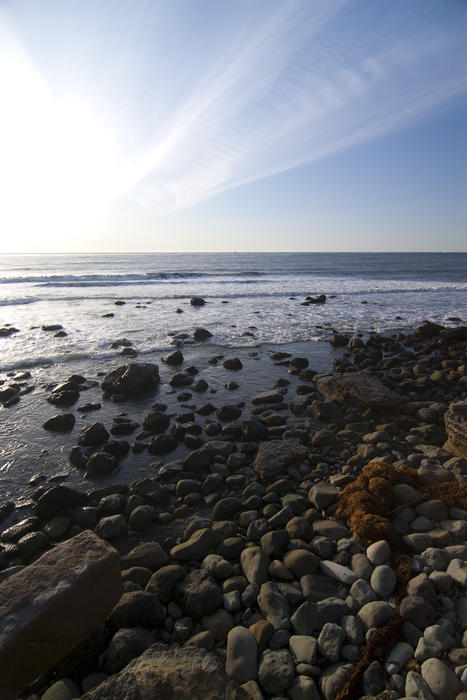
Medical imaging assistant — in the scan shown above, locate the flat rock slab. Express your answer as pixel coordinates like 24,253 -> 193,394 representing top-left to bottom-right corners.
0,530 -> 122,695
82,642 -> 248,699
315,371 -> 400,408
254,439 -> 308,482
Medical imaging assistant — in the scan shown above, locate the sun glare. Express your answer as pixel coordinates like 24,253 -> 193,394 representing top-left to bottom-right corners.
0,25 -> 125,249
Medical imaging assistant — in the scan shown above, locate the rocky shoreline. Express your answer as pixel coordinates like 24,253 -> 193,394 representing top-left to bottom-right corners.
0,320 -> 467,699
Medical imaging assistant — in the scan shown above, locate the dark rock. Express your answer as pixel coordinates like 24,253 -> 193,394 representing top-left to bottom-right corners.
169,372 -> 193,387
148,435 -> 177,455
109,591 -> 165,630
85,452 -> 119,478
162,350 -> 184,365
77,403 -> 102,413
33,486 -> 89,520
212,497 -> 242,521
415,320 -> 444,338
242,419 -> 269,441
175,569 -> 222,618
46,390 -> 79,407
217,405 -> 242,422
183,447 -> 216,471
191,379 -> 208,392
254,439 -> 308,482
197,403 -> 216,416
290,357 -> 309,369
69,446 -> 92,469
145,564 -> 185,603
102,627 -> 155,674
78,422 -> 110,447
121,542 -> 169,571
194,328 -> 213,341
110,420 -> 139,436
223,358 -> 243,371
143,411 -> 170,434
42,324 -> 63,331
43,413 -> 75,432
0,327 -> 19,337
102,363 -> 160,398
190,297 -> 206,306
330,334 -> 351,348
304,294 -> 326,304
103,440 -> 130,458
110,338 -> 132,349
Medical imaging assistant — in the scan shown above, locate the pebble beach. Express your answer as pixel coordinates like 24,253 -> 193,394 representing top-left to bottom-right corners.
1,305 -> 467,699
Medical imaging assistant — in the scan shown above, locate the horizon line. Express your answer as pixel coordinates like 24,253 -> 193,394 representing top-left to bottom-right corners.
0,250 -> 466,257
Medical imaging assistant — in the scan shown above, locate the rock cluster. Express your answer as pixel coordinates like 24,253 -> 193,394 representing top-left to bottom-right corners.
0,321 -> 466,699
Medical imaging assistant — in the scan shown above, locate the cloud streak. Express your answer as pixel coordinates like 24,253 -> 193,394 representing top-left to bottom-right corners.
123,0 -> 467,215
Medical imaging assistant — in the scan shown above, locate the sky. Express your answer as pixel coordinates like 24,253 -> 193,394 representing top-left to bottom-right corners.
0,0 -> 466,253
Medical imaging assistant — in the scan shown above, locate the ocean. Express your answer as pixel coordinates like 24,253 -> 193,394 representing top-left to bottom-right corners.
1,252 -> 465,373
0,251 -> 465,503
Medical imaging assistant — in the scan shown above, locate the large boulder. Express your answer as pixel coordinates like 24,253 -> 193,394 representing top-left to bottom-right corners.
315,370 -> 400,408
102,363 -> 160,398
82,643 -> 247,699
444,400 -> 467,458
0,531 -> 122,696
254,439 -> 308,482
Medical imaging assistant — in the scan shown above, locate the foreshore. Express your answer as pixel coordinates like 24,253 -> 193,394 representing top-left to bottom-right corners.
1,319 -> 467,699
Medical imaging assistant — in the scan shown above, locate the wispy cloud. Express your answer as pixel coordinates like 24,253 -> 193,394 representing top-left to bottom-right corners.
122,0 -> 467,215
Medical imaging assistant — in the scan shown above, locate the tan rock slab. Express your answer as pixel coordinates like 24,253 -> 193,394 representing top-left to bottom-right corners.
315,370 -> 400,407
0,530 -> 122,695
82,642 -> 248,699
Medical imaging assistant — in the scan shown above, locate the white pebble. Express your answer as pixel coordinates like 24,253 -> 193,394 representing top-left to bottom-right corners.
319,560 -> 357,584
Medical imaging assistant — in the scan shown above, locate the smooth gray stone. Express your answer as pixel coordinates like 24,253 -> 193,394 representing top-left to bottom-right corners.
258,649 -> 295,695
358,601 -> 394,628
447,558 -> 467,586
370,565 -> 397,596
366,540 -> 391,565
317,622 -> 346,662
350,578 -> 377,607
340,615 -> 365,645
291,598 -> 348,635
240,547 -> 270,585
257,582 -> 290,631
421,658 -> 461,700
289,635 -> 317,665
288,675 -> 321,700
319,663 -> 353,700
405,670 -> 436,700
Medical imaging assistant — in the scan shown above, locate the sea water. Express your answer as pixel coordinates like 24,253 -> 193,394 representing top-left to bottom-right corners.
0,252 -> 465,373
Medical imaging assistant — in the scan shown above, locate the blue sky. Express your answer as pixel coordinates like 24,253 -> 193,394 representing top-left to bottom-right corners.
0,0 -> 466,252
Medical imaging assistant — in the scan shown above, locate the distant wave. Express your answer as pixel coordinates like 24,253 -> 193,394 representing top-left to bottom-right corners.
0,270 -> 267,286
0,297 -> 39,306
